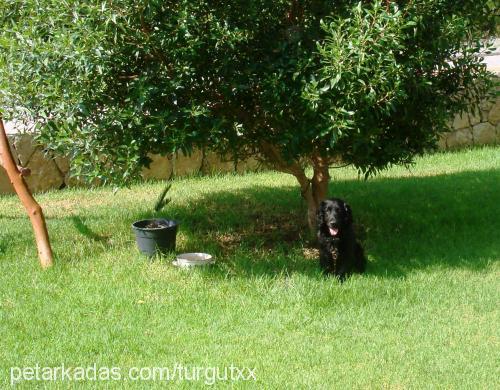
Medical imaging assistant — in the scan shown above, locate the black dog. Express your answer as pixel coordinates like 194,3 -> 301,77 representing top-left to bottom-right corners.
317,198 -> 366,280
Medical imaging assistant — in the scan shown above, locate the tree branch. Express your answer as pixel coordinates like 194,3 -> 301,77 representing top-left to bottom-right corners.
0,118 -> 54,268
258,141 -> 321,232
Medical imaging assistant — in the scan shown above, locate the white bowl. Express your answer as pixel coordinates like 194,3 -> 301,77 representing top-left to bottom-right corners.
173,253 -> 214,267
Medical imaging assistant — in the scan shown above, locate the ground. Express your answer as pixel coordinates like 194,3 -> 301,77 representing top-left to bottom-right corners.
0,146 -> 498,388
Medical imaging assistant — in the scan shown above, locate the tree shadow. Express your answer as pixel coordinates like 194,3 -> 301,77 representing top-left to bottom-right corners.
341,169 -> 499,277
141,168 -> 499,278
70,216 -> 112,243
0,234 -> 8,256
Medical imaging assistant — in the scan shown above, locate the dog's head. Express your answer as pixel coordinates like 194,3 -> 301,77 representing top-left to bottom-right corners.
317,198 -> 353,238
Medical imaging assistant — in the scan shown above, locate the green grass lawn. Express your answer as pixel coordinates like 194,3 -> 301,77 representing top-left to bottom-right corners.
1,146 -> 499,388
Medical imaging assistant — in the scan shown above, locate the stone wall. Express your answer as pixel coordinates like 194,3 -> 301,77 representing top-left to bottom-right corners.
439,95 -> 500,149
0,140 -> 261,195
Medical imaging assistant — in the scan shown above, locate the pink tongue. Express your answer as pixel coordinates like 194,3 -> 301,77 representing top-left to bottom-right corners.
329,227 -> 339,236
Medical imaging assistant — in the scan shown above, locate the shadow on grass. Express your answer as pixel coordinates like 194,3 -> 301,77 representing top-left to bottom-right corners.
0,235 -> 8,256
70,216 -> 112,243
131,168 -> 499,278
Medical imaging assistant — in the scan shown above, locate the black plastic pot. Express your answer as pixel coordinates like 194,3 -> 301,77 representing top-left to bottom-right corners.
131,218 -> 178,257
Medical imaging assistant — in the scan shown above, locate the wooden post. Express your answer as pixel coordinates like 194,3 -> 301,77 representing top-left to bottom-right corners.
0,118 -> 54,268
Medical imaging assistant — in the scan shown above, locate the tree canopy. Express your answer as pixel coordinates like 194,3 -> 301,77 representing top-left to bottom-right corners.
0,0 -> 496,227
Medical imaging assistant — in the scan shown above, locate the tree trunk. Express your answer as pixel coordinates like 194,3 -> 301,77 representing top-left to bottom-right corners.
0,118 -> 54,268
299,155 -> 330,234
258,142 -> 330,235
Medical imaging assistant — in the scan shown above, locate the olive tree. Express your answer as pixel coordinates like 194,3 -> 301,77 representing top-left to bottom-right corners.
0,0 -> 495,230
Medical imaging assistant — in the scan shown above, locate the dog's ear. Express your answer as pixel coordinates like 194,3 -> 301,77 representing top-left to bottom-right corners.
344,202 -> 353,224
316,201 -> 325,227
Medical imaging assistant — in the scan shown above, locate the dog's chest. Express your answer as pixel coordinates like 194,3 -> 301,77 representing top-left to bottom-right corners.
327,242 -> 340,271
329,245 -> 339,258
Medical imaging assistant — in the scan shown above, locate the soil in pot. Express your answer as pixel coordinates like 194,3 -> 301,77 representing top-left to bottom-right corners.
144,221 -> 169,229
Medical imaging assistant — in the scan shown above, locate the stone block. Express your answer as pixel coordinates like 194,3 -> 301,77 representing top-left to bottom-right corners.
436,133 -> 448,150
488,100 -> 500,125
173,149 -> 203,177
0,135 -> 18,168
446,128 -> 473,149
468,110 -> 482,126
202,151 -> 235,174
480,110 -> 490,123
451,112 -> 469,130
24,149 -> 64,192
479,99 -> 494,112
54,155 -> 70,175
0,167 -> 14,194
141,154 -> 173,180
12,134 -> 37,166
237,156 -> 262,173
472,122 -> 496,145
